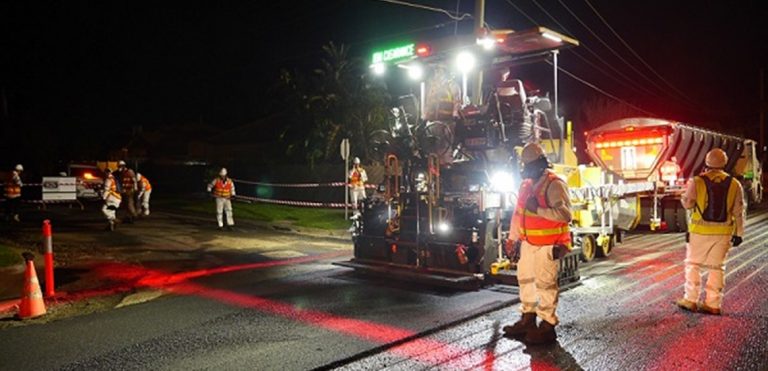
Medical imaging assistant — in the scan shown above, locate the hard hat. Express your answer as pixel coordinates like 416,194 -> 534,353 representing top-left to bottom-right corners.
705,148 -> 727,169
118,160 -> 126,167
14,164 -> 23,172
136,173 -> 143,181
219,168 -> 228,177
353,157 -> 361,165
520,143 -> 546,164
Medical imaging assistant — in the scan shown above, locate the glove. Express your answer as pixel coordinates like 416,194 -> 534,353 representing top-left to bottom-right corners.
525,197 -> 539,213
505,239 -> 522,263
551,244 -> 569,260
731,236 -> 743,247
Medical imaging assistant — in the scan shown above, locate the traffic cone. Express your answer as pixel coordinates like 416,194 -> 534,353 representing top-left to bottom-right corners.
18,252 -> 46,319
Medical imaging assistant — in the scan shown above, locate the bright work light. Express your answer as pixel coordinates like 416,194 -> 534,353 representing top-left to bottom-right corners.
456,51 -> 476,73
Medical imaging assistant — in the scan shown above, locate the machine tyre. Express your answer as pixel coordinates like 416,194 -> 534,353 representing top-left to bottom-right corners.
580,234 -> 596,262
596,234 -> 614,258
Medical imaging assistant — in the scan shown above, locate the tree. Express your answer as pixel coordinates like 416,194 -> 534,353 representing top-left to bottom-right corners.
276,42 -> 390,165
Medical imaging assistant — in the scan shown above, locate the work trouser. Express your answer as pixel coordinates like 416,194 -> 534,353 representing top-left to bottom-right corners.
4,196 -> 20,219
215,197 -> 234,227
140,191 -> 151,215
121,191 -> 138,218
350,187 -> 366,211
518,241 -> 560,326
684,233 -> 731,309
102,196 -> 121,222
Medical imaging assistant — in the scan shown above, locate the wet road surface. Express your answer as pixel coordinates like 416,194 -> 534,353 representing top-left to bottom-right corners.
0,209 -> 766,370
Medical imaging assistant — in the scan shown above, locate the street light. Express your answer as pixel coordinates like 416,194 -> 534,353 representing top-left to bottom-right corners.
371,63 -> 386,76
456,51 -> 476,105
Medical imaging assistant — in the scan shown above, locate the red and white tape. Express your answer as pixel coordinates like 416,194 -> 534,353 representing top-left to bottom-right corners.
232,179 -> 376,189
233,195 -> 350,208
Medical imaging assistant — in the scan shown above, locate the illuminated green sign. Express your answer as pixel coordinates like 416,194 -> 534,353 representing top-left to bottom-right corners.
372,43 -> 415,64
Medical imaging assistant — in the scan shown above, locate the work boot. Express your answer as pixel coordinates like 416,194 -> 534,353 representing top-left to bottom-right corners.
106,221 -> 115,232
217,226 -> 224,231
502,313 -> 536,338
698,303 -> 722,315
524,320 -> 557,345
675,298 -> 698,313
226,225 -> 234,231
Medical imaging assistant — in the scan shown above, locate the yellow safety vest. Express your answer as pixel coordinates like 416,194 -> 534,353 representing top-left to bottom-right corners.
689,170 -> 739,235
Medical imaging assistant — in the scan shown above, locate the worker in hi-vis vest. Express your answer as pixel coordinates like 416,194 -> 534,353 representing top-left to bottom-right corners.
503,143 -> 572,345
677,148 -> 745,315
101,168 -> 122,231
4,164 -> 24,222
207,168 -> 236,230
348,157 -> 368,214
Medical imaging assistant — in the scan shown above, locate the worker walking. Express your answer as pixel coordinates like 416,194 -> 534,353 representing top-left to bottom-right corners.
207,168 -> 235,230
4,164 -> 24,222
101,168 -> 122,231
503,143 -> 572,345
136,173 -> 152,216
348,157 -> 368,214
117,161 -> 139,223
677,148 -> 745,315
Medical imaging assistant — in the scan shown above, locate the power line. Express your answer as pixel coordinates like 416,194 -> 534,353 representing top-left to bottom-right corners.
508,0 -> 663,99
555,0 -> 702,109
373,0 -> 472,21
546,61 -> 656,116
581,0 -> 701,108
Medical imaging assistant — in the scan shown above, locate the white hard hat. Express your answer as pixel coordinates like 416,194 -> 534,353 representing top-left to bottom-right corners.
136,173 -> 143,181
705,148 -> 727,169
520,143 -> 546,164
219,168 -> 228,177
353,157 -> 361,164
14,164 -> 23,172
118,160 -> 127,167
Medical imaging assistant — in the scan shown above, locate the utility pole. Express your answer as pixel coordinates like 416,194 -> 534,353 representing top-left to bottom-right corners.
472,0 -> 485,106
760,68 -> 765,150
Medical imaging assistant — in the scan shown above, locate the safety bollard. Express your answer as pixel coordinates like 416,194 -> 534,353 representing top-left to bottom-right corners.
42,220 -> 55,298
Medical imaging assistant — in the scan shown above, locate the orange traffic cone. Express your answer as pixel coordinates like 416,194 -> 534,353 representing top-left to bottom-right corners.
18,252 -> 46,319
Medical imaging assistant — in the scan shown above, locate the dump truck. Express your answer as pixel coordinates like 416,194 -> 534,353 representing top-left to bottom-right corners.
585,117 -> 765,232
335,27 -> 645,288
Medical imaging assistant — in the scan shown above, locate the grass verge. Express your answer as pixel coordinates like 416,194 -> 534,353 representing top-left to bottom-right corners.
0,244 -> 22,268
155,197 -> 349,230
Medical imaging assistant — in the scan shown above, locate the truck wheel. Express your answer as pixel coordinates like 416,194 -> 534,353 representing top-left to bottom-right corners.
580,234 -> 596,262
596,234 -> 614,258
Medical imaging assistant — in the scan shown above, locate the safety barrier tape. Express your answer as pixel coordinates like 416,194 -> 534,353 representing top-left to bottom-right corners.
21,182 -> 81,187
233,195 -> 351,208
232,178 -> 376,189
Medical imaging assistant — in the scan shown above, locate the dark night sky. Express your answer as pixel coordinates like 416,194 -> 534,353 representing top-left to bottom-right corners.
1,1 -> 767,140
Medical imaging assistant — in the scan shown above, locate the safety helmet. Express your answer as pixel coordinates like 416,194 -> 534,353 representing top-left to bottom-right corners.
118,160 -> 127,167
219,168 -> 228,177
520,143 -> 546,164
705,148 -> 727,169
136,173 -> 143,181
14,164 -> 23,172
353,157 -> 361,165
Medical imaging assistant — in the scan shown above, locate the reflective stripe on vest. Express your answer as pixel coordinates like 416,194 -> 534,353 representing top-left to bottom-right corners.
512,171 -> 571,247
214,179 -> 233,198
106,175 -> 121,200
689,171 -> 738,235
4,172 -> 21,198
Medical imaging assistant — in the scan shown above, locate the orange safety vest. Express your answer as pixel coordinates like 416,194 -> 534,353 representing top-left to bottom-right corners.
4,172 -> 21,198
106,174 -> 122,200
121,170 -> 136,192
213,178 -> 233,198
139,177 -> 152,192
512,171 -> 571,248
349,168 -> 365,188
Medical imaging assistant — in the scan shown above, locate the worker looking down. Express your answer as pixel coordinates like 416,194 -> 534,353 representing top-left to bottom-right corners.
117,160 -> 139,223
504,143 -> 572,345
677,148 -> 745,315
136,173 -> 152,216
348,157 -> 368,214
4,164 -> 24,222
101,168 -> 122,231
423,65 -> 461,122
207,168 -> 235,230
